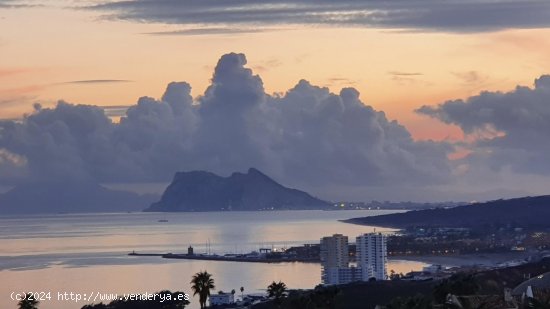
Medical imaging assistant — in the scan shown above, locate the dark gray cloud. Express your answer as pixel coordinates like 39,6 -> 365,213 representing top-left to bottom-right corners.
325,77 -> 357,86
62,79 -> 133,84
0,0 -> 41,9
88,0 -> 550,33
389,71 -> 428,86
417,75 -> 550,175
388,71 -> 423,77
0,53 -> 452,198
0,0 -> 17,8
144,27 -> 269,36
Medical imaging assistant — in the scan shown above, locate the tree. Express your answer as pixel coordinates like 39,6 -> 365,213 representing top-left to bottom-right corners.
386,294 -> 431,309
389,269 -> 404,280
231,289 -> 236,301
288,291 -> 314,309
240,286 -> 244,300
528,297 -> 550,309
18,294 -> 39,309
81,290 -> 188,309
267,281 -> 287,308
191,271 -> 215,309
82,304 -> 107,309
433,274 -> 480,304
311,285 -> 341,309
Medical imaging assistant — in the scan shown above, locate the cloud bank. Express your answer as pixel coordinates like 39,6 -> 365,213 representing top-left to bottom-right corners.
417,75 -> 550,176
0,53 -> 452,198
3,53 -> 549,201
89,0 -> 550,33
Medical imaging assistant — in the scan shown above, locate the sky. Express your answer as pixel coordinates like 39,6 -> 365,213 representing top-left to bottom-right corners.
1,0 -> 550,202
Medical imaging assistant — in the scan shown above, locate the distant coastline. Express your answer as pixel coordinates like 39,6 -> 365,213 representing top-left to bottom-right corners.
391,251 -> 538,268
342,195 -> 550,229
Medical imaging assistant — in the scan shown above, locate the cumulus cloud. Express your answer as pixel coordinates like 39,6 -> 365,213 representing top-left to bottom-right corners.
0,53 -> 452,198
417,75 -> 550,175
0,148 -> 27,180
88,0 -> 550,33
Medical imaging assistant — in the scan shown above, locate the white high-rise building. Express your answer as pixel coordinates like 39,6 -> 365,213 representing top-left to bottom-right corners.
320,234 -> 350,284
356,233 -> 387,281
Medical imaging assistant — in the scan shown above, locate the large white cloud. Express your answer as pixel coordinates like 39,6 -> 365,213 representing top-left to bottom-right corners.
0,53 -> 453,198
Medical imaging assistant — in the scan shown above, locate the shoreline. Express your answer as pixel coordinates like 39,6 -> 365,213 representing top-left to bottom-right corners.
339,218 -> 401,229
390,251 -> 537,268
127,251 -> 536,268
128,252 -> 320,264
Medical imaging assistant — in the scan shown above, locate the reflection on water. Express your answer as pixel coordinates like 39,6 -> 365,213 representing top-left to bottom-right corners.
0,210 -> 426,309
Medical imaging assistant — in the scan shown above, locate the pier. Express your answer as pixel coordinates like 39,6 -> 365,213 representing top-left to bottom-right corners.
128,252 -> 319,263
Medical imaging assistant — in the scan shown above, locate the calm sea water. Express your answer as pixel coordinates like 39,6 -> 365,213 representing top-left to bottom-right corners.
0,210 -> 427,309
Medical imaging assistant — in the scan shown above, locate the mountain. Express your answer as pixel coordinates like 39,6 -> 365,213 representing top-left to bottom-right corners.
345,195 -> 550,228
0,181 -> 158,214
145,168 -> 329,212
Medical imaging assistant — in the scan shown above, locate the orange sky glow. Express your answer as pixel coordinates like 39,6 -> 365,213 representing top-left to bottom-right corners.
2,4 -> 550,143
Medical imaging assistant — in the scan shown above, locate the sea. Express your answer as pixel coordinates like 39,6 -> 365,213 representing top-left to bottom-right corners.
0,210 -> 428,309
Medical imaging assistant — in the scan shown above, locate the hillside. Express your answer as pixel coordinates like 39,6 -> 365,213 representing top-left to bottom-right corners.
252,257 -> 550,309
345,195 -> 550,228
145,168 -> 329,212
0,181 -> 158,214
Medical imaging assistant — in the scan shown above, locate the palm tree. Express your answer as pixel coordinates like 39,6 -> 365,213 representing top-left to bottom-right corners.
240,286 -> 244,300
191,271 -> 215,309
18,293 -> 39,309
267,281 -> 287,307
231,289 -> 236,302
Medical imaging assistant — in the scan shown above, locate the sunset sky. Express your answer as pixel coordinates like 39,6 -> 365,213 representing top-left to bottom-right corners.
1,0 -> 550,201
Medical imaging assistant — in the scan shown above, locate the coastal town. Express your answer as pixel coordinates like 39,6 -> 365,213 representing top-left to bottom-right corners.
126,226 -> 550,308
129,223 -> 550,266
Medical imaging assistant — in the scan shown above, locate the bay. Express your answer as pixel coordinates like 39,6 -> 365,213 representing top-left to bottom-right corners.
0,210 -> 427,309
